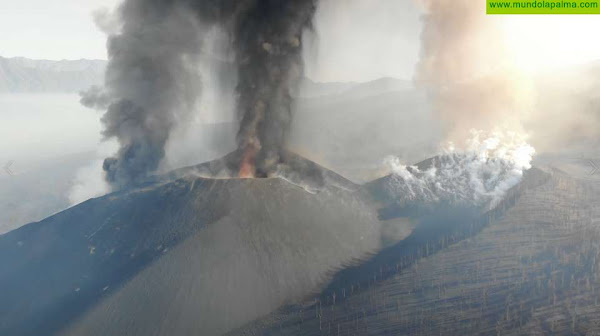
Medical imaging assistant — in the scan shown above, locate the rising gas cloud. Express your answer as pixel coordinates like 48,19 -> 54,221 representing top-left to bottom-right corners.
415,0 -> 533,145
385,130 -> 535,209
81,1 -> 208,188
381,0 -> 537,207
83,0 -> 318,188
413,0 -> 600,164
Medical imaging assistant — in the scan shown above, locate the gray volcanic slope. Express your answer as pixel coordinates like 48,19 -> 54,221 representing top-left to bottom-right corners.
0,157 -> 398,336
229,169 -> 600,335
0,153 -> 555,336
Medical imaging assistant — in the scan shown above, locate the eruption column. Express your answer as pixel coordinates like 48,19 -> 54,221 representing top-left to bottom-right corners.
83,0 -> 318,186
231,0 -> 317,177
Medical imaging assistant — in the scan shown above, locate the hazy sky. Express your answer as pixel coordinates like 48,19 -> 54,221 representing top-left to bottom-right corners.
0,0 -> 120,60
305,0 -> 423,82
3,1 -> 600,82
0,0 -> 424,82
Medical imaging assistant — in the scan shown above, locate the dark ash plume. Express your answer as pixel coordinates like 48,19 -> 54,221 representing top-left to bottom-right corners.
80,86 -> 111,110
83,0 -> 318,187
82,0 -> 210,188
228,0 -> 318,177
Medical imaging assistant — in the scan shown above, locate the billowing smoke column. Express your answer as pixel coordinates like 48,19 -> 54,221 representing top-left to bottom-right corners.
82,0 -> 209,188
231,1 -> 317,178
415,0 -> 532,144
382,0 -> 536,208
83,0 -> 318,187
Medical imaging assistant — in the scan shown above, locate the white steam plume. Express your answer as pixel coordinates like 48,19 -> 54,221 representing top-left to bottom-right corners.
385,130 -> 535,209
68,160 -> 111,206
68,142 -> 117,206
390,0 -> 537,207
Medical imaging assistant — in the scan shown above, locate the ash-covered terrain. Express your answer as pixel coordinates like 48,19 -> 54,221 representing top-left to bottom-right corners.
0,149 -> 572,336
228,167 -> 600,335
0,153 -> 403,336
3,1 -> 599,335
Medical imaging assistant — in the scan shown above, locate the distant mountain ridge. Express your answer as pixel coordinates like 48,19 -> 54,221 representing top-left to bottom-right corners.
299,76 -> 412,99
0,57 -> 106,93
0,56 -> 415,96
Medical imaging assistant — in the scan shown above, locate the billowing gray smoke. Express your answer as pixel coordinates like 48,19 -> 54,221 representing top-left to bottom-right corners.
83,0 -> 317,187
231,0 -> 317,178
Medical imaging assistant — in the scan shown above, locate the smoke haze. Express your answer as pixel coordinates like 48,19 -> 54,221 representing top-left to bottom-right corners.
378,0 -> 538,208
415,0 -> 533,146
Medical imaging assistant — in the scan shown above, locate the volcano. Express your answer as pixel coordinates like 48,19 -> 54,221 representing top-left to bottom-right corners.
160,149 -> 358,193
0,152 -> 404,336
0,152 -> 550,336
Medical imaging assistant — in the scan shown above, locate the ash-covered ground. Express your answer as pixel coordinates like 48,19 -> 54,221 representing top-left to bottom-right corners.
228,167 -> 600,335
0,153 -> 400,336
1,148 -> 598,336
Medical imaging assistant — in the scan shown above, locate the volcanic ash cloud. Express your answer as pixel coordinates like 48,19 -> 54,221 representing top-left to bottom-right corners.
82,0 -> 318,188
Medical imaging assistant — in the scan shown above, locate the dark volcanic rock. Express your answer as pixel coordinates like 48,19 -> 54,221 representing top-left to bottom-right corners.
1,152 -> 553,336
0,155 -> 394,336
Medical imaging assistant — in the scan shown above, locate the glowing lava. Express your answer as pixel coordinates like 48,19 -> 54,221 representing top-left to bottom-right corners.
238,146 -> 257,178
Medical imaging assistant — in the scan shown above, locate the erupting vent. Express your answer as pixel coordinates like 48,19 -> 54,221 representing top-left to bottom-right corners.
81,0 -> 319,189
238,146 -> 257,178
162,150 -> 358,194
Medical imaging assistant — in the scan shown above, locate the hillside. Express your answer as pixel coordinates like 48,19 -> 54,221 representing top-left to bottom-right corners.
0,147 -> 554,336
0,154 -> 402,336
228,168 -> 600,335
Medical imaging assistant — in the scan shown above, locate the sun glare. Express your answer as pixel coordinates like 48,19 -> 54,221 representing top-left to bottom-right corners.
499,15 -> 600,73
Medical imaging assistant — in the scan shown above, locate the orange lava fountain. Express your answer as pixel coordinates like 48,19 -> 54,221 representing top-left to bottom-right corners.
238,146 -> 257,178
